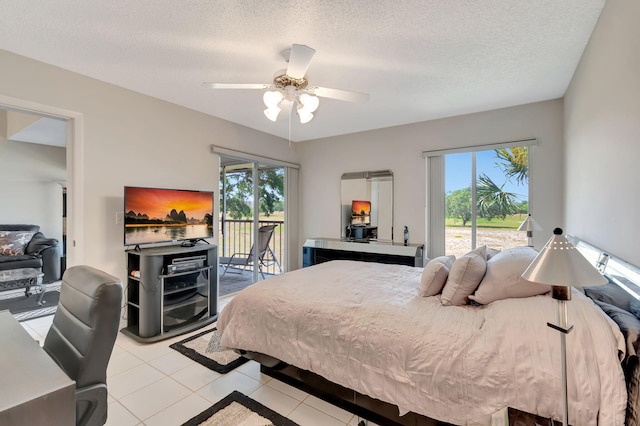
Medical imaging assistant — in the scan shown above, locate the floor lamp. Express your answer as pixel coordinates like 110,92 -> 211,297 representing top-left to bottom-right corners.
518,214 -> 542,247
521,228 -> 607,426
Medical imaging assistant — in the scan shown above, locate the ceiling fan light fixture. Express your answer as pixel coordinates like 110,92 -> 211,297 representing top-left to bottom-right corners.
264,106 -> 281,122
283,85 -> 297,102
263,90 -> 284,108
202,44 -> 369,129
298,93 -> 319,113
297,105 -> 314,124
203,43 -> 370,130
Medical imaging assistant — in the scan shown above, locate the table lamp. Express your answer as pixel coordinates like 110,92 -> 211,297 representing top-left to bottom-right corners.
518,214 -> 542,247
521,228 -> 607,426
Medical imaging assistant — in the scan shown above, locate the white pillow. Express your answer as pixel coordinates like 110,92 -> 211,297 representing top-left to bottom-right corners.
419,255 -> 455,296
441,251 -> 487,306
469,246 -> 550,305
467,245 -> 500,260
468,245 -> 488,259
486,247 -> 501,259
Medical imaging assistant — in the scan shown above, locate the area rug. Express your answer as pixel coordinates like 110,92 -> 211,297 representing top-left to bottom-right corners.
170,327 -> 249,374
0,282 -> 60,322
182,391 -> 299,426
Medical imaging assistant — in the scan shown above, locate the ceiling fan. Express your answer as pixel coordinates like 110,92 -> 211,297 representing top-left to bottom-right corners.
202,44 -> 369,124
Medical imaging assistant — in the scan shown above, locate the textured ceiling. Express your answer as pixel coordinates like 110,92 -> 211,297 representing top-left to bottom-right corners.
0,1 -> 606,142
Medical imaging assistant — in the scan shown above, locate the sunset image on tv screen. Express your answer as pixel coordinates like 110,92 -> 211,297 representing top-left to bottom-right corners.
124,187 -> 213,245
125,187 -> 212,222
351,200 -> 371,225
351,200 -> 371,216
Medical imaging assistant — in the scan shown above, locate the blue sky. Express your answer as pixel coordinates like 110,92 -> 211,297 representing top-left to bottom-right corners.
445,150 -> 528,201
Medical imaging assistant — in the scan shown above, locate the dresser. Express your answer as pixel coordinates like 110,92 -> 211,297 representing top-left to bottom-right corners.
302,238 -> 425,268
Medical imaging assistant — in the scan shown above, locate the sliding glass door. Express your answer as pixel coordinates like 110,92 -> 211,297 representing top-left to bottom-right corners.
219,156 -> 286,295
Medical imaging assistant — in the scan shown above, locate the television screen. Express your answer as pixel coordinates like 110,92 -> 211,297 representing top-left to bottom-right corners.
351,200 -> 371,225
124,186 -> 214,246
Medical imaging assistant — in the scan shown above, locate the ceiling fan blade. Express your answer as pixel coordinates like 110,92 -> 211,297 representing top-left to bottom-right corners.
286,44 -> 316,79
202,83 -> 269,89
311,86 -> 370,103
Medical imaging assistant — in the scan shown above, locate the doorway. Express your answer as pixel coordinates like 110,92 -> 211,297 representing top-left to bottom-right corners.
218,155 -> 286,296
0,94 -> 83,267
0,108 -> 66,274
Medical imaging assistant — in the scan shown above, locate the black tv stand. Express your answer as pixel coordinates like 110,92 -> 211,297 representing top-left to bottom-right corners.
121,244 -> 218,342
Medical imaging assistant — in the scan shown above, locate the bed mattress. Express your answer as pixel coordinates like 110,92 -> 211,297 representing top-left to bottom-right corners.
218,260 -> 627,425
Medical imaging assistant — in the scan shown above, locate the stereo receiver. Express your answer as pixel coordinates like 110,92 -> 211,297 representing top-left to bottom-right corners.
166,255 -> 206,274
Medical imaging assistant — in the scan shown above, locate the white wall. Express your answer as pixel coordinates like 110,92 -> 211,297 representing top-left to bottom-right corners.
297,99 -> 565,252
0,49 -> 294,281
564,0 -> 640,267
0,138 -> 65,242
0,182 -> 64,240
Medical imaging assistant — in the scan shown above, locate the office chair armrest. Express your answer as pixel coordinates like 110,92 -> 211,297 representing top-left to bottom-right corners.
76,383 -> 108,426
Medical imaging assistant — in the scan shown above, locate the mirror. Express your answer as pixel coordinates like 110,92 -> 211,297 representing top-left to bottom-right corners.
341,170 -> 393,242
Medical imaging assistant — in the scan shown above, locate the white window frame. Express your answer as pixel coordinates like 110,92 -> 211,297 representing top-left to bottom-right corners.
423,138 -> 537,258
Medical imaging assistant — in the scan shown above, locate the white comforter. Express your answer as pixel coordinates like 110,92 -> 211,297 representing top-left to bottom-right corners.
218,260 -> 627,425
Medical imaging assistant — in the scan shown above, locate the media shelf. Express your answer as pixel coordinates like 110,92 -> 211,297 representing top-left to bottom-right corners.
121,244 -> 218,343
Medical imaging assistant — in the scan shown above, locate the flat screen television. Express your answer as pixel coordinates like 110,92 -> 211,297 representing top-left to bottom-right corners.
124,186 -> 214,247
351,200 -> 371,225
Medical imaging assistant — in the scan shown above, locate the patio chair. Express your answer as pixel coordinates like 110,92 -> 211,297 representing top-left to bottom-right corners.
220,224 -> 283,279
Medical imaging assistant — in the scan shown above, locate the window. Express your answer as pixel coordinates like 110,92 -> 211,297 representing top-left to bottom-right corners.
425,139 -> 535,258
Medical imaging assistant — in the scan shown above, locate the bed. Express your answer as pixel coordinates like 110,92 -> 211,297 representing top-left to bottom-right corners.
217,254 -> 630,425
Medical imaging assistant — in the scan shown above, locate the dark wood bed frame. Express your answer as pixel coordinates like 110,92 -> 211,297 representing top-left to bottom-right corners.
260,361 -> 450,426
239,350 -> 563,426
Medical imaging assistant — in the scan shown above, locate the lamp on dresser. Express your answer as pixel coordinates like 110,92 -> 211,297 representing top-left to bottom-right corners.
521,228 -> 607,426
518,214 -> 542,247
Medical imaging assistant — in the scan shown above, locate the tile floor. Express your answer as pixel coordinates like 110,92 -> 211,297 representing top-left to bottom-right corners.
20,295 -> 377,426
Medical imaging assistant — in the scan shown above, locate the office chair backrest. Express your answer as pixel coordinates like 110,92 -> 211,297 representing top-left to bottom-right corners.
44,265 -> 122,425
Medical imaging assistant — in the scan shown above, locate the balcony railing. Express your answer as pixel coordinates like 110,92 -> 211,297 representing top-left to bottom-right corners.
219,219 -> 285,276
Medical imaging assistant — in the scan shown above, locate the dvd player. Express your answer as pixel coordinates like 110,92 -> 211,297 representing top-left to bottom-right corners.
166,255 -> 206,274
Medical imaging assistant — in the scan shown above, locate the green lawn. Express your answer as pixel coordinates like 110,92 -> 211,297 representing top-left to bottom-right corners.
446,214 -> 526,230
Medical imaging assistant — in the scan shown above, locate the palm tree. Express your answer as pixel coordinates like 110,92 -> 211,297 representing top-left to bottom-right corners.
494,147 -> 528,185
476,173 -> 520,220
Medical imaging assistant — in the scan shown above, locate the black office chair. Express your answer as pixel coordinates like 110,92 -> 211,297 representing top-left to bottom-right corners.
43,265 -> 123,426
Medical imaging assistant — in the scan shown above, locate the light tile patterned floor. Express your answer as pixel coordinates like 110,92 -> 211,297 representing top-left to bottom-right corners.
20,295 -> 378,426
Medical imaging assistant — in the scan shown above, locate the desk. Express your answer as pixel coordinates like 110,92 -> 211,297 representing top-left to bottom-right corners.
0,310 -> 75,425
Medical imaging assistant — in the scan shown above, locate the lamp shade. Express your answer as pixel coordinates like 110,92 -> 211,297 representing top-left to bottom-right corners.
297,109 -> 314,124
518,214 -> 542,232
521,228 -> 607,288
263,90 -> 283,108
263,107 -> 281,122
298,93 -> 319,113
